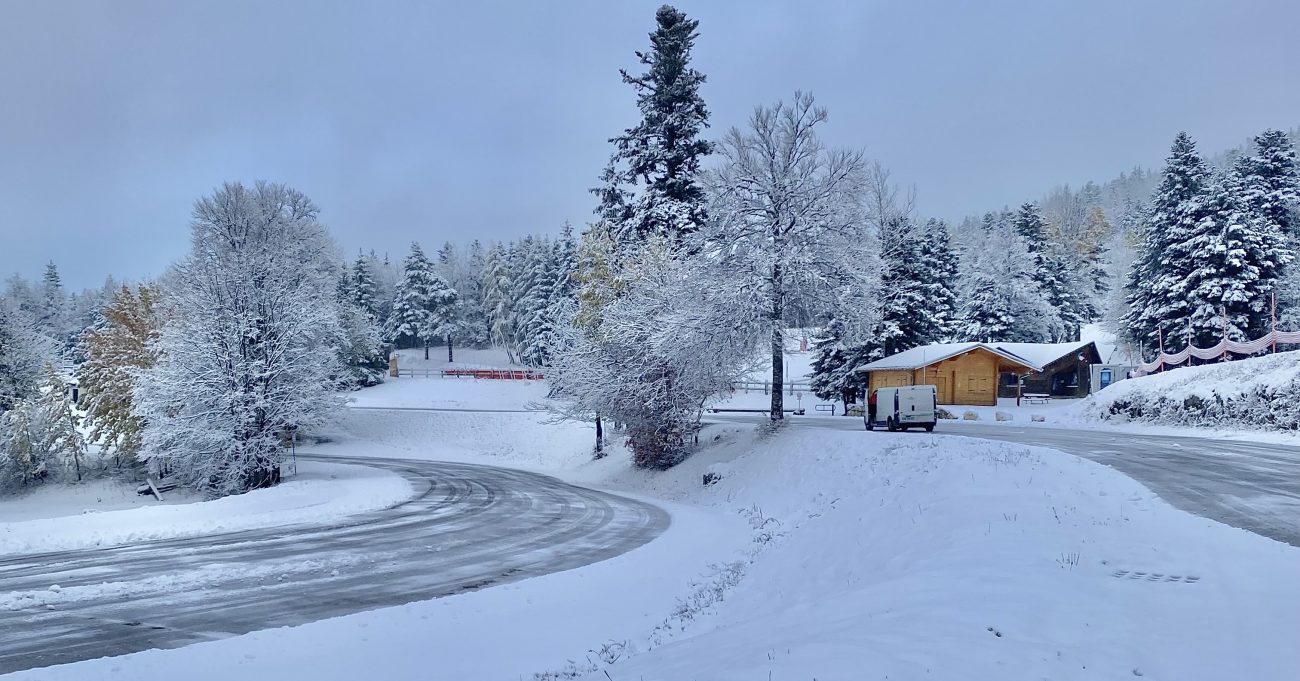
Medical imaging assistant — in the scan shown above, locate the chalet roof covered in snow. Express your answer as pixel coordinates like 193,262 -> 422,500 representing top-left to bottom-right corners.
857,343 -> 1042,372
993,341 -> 1097,369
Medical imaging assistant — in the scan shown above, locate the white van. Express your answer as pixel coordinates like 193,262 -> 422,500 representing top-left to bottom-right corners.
864,385 -> 938,432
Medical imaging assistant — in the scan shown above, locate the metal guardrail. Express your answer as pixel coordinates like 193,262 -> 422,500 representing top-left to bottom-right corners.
730,380 -> 813,395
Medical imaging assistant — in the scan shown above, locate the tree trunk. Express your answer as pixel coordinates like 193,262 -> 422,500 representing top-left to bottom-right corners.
447,334 -> 454,363
770,262 -> 784,421
424,338 -> 429,361
594,414 -> 604,457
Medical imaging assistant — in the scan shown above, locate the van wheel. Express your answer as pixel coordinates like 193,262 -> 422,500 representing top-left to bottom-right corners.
886,418 -> 897,432
924,424 -> 935,433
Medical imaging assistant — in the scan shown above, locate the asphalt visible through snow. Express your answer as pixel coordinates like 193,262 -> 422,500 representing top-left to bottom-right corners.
0,456 -> 669,675
711,413 -> 1300,548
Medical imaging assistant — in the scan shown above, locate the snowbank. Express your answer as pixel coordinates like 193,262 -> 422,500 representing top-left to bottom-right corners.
1082,350 -> 1300,431
0,461 -> 413,555
558,426 -> 1300,680
0,477 -> 204,522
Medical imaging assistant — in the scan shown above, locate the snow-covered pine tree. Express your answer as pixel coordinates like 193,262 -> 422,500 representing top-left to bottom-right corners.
957,212 -> 1054,342
1013,202 -> 1075,340
482,242 -> 515,361
369,250 -> 399,331
1238,129 -> 1300,326
517,240 -> 558,367
350,251 -> 379,319
77,284 -> 162,466
387,242 -> 443,359
808,319 -> 860,414
1123,132 -> 1212,354
134,182 -> 344,496
538,224 -> 579,363
427,274 -> 460,363
39,262 -> 67,345
918,218 -> 961,342
1173,162 -> 1292,345
462,239 -> 491,347
851,215 -> 931,362
595,4 -> 711,249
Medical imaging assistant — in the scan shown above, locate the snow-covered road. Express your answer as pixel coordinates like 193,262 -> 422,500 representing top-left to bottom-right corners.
0,455 -> 668,674
712,413 -> 1300,547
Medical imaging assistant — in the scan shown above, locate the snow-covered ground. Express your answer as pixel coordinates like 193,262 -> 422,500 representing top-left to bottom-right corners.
0,461 -> 412,556
0,475 -> 203,522
12,375 -> 1300,681
1083,349 -> 1300,429
348,373 -> 551,411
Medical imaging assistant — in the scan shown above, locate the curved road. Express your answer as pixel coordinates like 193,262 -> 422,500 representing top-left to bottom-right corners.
712,413 -> 1300,548
0,455 -> 669,675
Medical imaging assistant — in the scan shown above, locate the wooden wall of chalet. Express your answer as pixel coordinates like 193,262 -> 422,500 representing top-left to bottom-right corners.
868,347 -> 1011,406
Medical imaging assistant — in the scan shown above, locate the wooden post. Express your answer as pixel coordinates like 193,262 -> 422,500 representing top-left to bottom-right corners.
1221,306 -> 1228,362
1272,292 -> 1278,354
1157,327 -> 1164,372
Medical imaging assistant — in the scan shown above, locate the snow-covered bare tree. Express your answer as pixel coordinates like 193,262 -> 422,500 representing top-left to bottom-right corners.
699,92 -> 876,421
35,364 -> 86,481
0,298 -> 52,413
135,182 -> 344,496
549,236 -> 742,467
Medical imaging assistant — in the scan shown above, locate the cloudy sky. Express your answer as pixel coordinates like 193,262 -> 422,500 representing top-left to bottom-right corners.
2,0 -> 1297,289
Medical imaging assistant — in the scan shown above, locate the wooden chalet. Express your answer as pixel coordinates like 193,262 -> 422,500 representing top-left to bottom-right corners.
994,341 -> 1102,398
858,343 -> 1041,406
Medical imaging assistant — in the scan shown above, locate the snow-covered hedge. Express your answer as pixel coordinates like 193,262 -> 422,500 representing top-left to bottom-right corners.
1084,350 -> 1300,430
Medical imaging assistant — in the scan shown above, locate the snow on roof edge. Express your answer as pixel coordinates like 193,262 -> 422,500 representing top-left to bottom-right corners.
858,343 -> 1042,373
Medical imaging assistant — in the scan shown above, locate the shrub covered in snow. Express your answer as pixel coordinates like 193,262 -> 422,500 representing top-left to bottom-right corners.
1083,350 -> 1300,430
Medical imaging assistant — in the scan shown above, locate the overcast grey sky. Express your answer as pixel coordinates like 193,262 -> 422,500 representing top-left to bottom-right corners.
2,0 -> 1297,289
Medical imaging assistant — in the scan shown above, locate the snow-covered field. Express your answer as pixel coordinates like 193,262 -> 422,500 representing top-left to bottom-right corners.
0,461 -> 412,556
11,376 -> 1300,681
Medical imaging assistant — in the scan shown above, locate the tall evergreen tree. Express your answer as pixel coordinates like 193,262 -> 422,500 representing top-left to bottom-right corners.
462,240 -> 491,347
1239,129 -> 1300,325
386,242 -> 458,360
1174,163 -> 1292,344
918,218 -> 960,342
40,261 -> 66,344
594,4 -> 712,249
809,318 -> 862,414
350,252 -> 379,319
1123,132 -> 1212,354
958,212 -> 1054,342
482,242 -> 515,361
860,216 -> 932,359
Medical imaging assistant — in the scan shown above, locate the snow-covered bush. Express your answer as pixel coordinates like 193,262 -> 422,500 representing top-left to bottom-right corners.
1083,351 -> 1300,430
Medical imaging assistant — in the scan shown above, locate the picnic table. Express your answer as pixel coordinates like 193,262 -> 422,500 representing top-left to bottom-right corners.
1022,393 -> 1051,405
